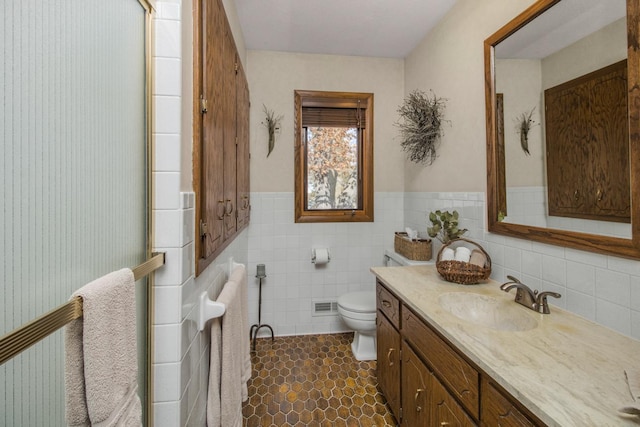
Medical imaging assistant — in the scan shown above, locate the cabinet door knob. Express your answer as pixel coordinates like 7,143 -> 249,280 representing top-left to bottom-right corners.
217,200 -> 225,220
440,423 -> 450,426
382,300 -> 391,308
596,189 -> 603,201
415,388 -> 425,412
225,199 -> 234,216
387,348 -> 395,366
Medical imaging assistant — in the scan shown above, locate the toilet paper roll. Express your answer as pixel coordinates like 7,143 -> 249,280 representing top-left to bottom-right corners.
313,248 -> 330,265
454,247 -> 471,263
441,248 -> 455,261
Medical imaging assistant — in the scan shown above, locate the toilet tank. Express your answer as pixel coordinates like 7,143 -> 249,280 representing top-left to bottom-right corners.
384,248 -> 435,267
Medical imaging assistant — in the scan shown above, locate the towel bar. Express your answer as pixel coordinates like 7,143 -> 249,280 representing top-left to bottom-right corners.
197,292 -> 226,331
0,252 -> 166,366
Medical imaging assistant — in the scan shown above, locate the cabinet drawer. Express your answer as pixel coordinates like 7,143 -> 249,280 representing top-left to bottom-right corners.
403,307 -> 479,420
482,379 -> 539,427
377,282 -> 400,328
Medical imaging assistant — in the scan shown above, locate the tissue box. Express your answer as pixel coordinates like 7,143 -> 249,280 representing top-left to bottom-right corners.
394,232 -> 432,261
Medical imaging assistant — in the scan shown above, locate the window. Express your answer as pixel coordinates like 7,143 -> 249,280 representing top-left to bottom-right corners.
294,90 -> 374,222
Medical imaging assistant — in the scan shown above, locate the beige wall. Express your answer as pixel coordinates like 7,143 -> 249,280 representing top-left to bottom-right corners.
496,59 -> 545,188
246,50 -> 405,192
542,17 -> 626,90
404,0 -> 536,192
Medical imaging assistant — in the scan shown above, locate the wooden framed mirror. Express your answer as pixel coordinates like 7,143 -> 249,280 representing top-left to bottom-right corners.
485,0 -> 640,259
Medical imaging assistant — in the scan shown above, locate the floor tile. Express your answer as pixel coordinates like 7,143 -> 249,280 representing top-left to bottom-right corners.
242,333 -> 397,426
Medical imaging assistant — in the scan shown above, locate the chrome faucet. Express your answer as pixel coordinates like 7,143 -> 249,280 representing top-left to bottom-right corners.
500,276 -> 561,314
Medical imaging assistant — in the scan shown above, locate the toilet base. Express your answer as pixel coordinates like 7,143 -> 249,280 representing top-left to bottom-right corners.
350,331 -> 377,361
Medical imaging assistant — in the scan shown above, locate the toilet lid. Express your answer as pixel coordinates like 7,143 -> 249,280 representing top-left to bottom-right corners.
338,291 -> 376,313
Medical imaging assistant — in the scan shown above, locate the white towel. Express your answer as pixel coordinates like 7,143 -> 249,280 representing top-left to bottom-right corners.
65,268 -> 142,427
228,264 -> 251,401
207,318 -> 222,427
207,276 -> 243,427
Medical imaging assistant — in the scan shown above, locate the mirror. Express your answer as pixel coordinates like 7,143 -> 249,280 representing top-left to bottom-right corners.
485,0 -> 640,258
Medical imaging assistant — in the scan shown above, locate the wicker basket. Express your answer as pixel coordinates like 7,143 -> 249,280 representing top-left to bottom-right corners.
394,232 -> 432,261
436,238 -> 491,285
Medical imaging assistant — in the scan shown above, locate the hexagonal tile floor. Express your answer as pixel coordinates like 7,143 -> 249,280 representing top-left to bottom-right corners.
242,333 -> 397,427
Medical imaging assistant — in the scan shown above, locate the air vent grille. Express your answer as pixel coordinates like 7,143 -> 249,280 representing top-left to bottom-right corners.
312,301 -> 338,316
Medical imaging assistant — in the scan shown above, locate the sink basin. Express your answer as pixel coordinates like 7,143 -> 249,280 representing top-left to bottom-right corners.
438,292 -> 538,331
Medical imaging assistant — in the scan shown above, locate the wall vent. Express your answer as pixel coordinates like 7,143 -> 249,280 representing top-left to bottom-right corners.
312,300 -> 338,316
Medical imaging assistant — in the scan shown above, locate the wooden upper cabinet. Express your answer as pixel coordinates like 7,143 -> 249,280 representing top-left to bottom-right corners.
199,0 -> 225,260
545,60 -> 629,223
222,23 -> 237,240
194,0 -> 250,274
236,61 -> 250,231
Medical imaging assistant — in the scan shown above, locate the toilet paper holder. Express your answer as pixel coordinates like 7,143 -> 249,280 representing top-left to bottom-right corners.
311,248 -> 331,264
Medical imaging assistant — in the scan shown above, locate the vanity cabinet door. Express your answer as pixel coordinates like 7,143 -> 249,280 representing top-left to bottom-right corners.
481,379 -> 538,427
401,342 -> 431,426
377,311 -> 401,420
403,307 -> 479,419
432,373 -> 476,427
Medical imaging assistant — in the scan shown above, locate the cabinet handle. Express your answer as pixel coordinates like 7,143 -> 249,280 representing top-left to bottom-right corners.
415,388 -> 425,412
225,199 -> 234,216
387,348 -> 395,366
574,189 -> 580,200
596,189 -> 603,201
440,423 -> 450,426
382,300 -> 391,308
241,195 -> 249,210
217,200 -> 225,220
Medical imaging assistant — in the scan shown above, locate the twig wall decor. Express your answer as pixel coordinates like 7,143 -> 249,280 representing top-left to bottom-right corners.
395,89 -> 448,165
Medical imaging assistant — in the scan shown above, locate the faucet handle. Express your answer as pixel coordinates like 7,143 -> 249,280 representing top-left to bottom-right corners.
536,291 -> 561,314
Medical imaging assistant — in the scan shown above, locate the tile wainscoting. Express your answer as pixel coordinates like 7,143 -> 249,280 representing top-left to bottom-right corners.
246,192 -> 405,337
404,191 -> 640,340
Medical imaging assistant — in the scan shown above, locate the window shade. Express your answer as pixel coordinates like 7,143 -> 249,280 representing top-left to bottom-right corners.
302,107 -> 367,128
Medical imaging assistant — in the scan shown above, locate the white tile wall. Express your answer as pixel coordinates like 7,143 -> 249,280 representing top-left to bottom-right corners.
507,186 -> 632,238
246,192 -> 404,337
404,191 -> 640,340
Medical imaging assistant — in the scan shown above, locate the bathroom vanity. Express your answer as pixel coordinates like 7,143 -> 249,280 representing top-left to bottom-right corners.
372,265 -> 640,426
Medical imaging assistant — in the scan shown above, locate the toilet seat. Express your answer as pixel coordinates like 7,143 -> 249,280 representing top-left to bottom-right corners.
338,291 -> 376,312
338,291 -> 376,321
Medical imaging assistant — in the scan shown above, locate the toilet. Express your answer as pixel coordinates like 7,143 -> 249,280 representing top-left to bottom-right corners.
337,291 -> 377,361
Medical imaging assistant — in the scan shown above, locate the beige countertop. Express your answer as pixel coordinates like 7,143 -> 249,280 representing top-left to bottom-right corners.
371,265 -> 640,427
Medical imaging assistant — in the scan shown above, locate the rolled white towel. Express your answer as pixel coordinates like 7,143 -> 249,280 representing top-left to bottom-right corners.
441,248 -> 455,261
454,247 -> 471,263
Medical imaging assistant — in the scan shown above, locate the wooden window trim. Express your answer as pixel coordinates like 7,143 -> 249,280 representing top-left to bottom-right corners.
294,90 -> 374,223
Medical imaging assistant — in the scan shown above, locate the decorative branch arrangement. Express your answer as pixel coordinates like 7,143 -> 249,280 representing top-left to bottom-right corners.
515,107 -> 538,156
395,89 -> 448,165
262,104 -> 283,157
427,210 -> 468,244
